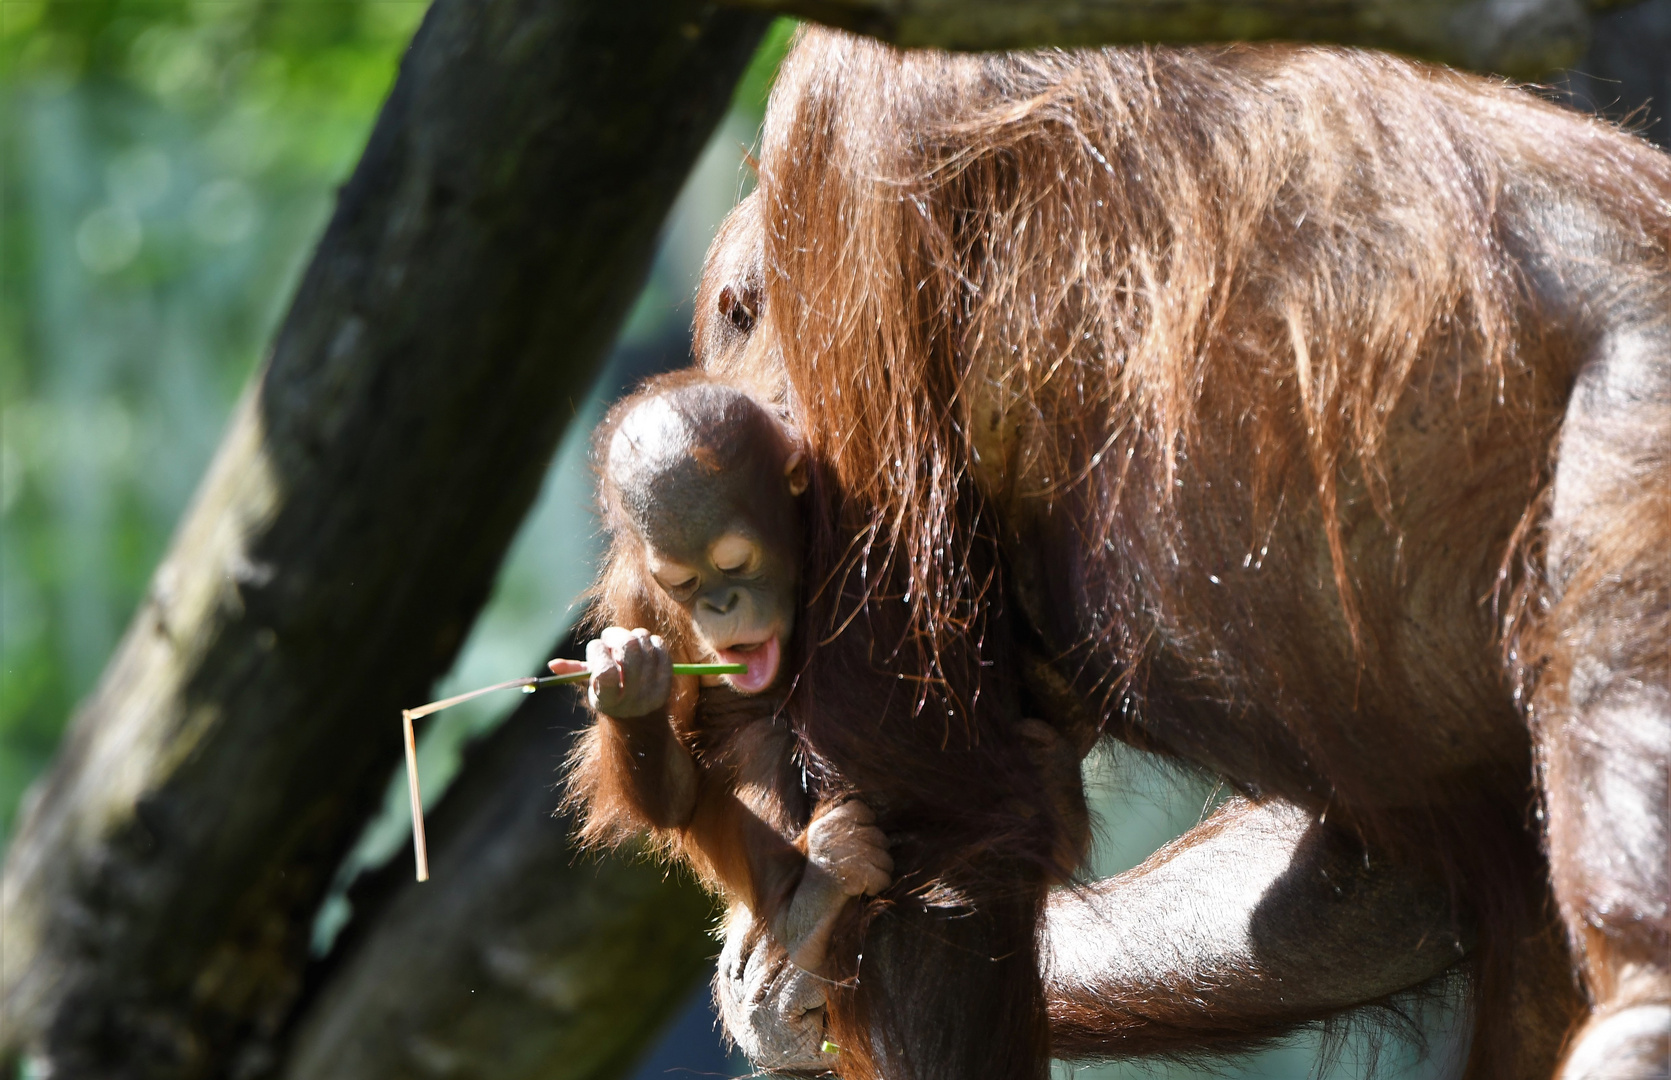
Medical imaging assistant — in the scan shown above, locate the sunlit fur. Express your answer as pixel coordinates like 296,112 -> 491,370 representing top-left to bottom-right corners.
677,27 -> 1671,1080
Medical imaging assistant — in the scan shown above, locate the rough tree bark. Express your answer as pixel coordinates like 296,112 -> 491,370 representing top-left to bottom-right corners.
0,1 -> 766,1077
265,330 -> 716,1080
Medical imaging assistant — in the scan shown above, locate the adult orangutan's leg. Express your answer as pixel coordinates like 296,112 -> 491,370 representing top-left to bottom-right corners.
1044,798 -> 1466,1060
1537,330 -> 1671,1080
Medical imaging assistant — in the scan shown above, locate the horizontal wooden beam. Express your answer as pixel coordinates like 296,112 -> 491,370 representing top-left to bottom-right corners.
726,0 -> 1607,76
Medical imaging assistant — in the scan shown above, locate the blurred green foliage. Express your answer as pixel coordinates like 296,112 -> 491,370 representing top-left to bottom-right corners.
0,0 -> 426,845
0,4 -> 795,849
734,14 -> 797,114
0,0 -> 795,852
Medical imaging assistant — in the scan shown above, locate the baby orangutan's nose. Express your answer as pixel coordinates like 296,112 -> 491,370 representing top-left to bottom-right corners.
700,588 -> 740,616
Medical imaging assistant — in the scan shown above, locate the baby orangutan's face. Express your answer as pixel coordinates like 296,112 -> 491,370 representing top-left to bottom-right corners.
639,508 -> 800,693
608,387 -> 808,694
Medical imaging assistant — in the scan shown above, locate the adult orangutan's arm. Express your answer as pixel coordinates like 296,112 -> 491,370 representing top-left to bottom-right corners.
716,796 -> 1463,1071
1045,797 -> 1464,1059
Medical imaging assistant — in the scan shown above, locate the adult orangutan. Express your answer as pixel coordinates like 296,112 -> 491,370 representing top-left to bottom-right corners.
592,26 -> 1671,1080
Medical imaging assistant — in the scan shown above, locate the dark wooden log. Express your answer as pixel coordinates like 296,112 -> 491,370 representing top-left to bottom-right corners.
265,322 -> 719,1080
720,0 -> 1606,76
0,2 -> 767,1076
1559,0 -> 1671,147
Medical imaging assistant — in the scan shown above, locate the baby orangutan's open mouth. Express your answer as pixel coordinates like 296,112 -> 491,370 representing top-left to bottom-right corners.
716,634 -> 780,694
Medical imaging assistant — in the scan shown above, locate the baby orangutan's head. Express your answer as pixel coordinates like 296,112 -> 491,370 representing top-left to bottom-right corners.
604,381 -> 808,693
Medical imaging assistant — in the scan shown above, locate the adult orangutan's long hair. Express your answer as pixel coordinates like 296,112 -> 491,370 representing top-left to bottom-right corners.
688,26 -> 1671,1080
732,33 -> 1661,679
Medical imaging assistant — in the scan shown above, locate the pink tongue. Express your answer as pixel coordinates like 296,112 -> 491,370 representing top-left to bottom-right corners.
720,635 -> 780,694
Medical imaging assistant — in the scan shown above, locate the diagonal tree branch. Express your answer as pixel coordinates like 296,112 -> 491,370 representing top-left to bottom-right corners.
0,2 -> 766,1075
273,634 -> 721,1080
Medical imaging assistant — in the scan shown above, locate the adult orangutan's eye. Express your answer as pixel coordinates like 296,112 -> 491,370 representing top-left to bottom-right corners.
718,285 -> 756,333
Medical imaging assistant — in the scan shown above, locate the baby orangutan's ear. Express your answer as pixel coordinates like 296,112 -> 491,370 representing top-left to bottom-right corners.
785,450 -> 809,496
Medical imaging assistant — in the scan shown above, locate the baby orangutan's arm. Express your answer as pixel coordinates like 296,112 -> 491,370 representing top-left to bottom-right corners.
561,628 -> 882,935
554,625 -> 697,830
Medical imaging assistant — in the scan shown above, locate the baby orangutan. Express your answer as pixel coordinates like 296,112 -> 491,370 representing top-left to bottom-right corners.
553,375 -> 893,982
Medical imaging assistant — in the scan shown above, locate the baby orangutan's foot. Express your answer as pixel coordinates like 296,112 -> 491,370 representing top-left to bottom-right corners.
776,799 -> 893,974
807,799 -> 893,898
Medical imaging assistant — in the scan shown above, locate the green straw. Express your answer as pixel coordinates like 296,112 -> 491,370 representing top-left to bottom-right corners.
401,663 -> 749,720
537,661 -> 747,685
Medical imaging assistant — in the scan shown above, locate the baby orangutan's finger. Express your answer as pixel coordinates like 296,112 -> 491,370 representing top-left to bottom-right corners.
584,637 -> 617,689
852,828 -> 893,894
838,852 -> 892,896
855,827 -> 893,863
599,626 -> 638,690
579,627 -> 674,718
547,658 -> 588,677
857,861 -> 892,896
600,625 -> 636,648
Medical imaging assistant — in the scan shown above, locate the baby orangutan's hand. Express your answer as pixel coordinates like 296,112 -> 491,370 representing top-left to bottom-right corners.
565,626 -> 671,718
806,800 -> 893,898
